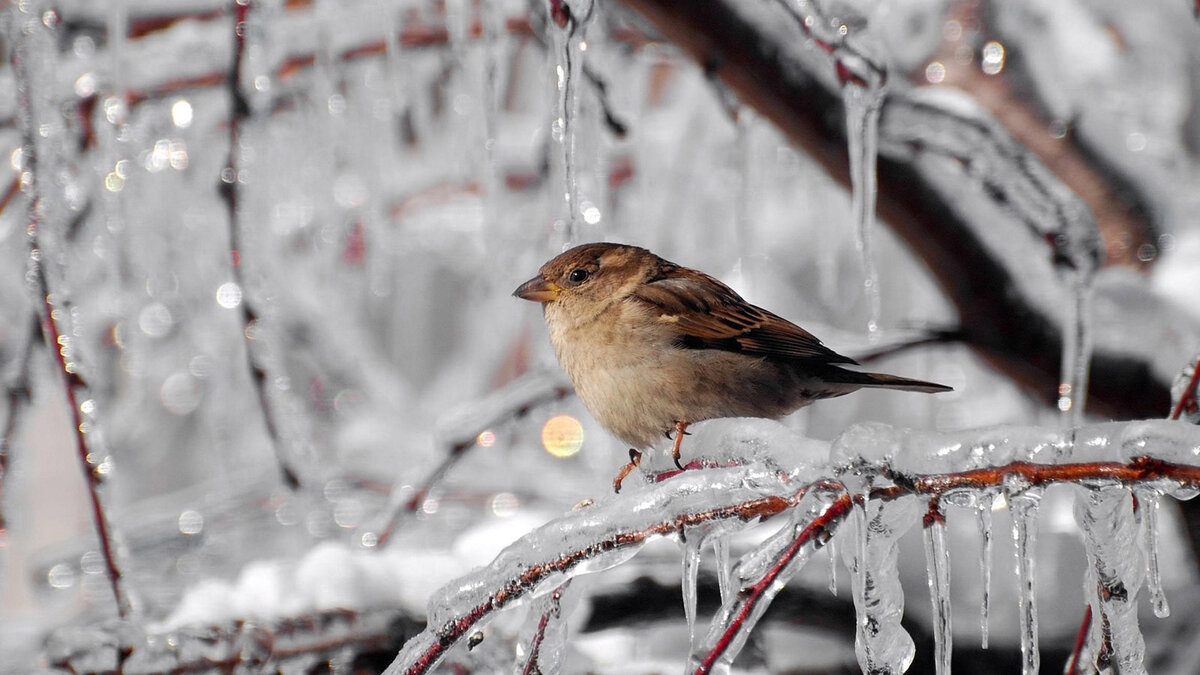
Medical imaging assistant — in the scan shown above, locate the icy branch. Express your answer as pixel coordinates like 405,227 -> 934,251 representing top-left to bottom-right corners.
388,418 -> 1200,674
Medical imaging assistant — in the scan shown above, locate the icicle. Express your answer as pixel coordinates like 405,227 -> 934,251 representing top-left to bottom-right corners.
923,506 -> 952,675
1009,490 -> 1043,675
549,0 -> 593,247
827,537 -> 839,596
1075,487 -> 1147,674
1057,270 -> 1094,427
712,534 -> 733,605
842,77 -> 885,335
1135,488 -> 1170,618
976,493 -> 994,649
682,530 -> 703,646
840,496 -> 919,674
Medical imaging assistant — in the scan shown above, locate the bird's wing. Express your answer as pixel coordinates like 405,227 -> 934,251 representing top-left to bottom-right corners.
631,267 -> 857,365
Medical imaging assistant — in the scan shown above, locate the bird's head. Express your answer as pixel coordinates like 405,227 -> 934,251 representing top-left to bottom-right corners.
513,242 -> 656,324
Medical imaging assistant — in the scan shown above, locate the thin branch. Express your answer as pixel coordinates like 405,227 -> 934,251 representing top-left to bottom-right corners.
9,9 -> 133,622
368,371 -> 570,547
220,0 -> 301,490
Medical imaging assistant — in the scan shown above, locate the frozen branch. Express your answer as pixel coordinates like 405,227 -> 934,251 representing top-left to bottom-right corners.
387,418 -> 1200,674
9,3 -> 133,622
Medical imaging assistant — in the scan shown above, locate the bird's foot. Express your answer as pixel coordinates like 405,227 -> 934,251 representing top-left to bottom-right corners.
612,448 -> 643,493
670,421 -> 690,470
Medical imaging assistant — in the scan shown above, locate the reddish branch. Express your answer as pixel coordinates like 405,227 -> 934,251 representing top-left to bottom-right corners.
519,581 -> 571,675
393,456 -> 1200,674
1171,360 -> 1200,422
614,0 -> 1176,419
10,22 -> 133,622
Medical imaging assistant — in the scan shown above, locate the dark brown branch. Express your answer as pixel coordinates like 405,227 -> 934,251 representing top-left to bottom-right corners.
613,0 -> 1184,419
221,0 -> 302,490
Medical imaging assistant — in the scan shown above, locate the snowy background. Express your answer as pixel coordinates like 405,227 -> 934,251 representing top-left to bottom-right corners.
1,0 -> 1199,672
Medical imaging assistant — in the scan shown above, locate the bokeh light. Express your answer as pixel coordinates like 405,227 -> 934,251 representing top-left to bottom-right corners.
541,414 -> 584,458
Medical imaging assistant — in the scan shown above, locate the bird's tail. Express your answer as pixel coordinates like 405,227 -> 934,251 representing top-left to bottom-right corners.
822,367 -> 953,394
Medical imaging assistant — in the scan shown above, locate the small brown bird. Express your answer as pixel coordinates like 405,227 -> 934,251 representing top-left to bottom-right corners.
514,243 -> 950,487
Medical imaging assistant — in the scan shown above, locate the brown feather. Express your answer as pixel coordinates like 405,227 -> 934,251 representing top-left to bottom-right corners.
632,263 -> 858,365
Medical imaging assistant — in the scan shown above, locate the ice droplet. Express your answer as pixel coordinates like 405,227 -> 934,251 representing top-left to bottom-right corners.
1135,488 -> 1170,618
1010,490 -> 1043,675
923,510 -> 953,675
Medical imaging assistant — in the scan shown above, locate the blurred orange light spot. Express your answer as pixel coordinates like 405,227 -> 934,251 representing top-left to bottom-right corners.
541,415 -> 583,458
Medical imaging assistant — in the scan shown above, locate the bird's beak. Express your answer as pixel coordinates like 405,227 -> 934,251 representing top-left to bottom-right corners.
513,276 -> 561,303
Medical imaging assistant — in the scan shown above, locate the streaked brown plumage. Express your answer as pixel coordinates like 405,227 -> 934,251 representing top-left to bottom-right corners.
514,242 -> 950,461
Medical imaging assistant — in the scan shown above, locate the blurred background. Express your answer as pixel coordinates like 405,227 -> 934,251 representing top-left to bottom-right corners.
1,0 -> 1199,672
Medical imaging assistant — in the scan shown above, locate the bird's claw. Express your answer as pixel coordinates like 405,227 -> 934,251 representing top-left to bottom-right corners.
612,448 -> 643,493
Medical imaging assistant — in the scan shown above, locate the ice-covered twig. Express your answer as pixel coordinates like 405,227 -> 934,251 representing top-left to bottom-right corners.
10,3 -> 133,622
48,607 -> 413,674
517,580 -> 572,675
387,418 -> 1200,674
385,460 -> 817,675
366,371 -> 570,547
220,0 -> 301,490
1170,355 -> 1200,423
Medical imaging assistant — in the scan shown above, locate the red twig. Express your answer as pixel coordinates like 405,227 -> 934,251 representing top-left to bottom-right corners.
694,491 -> 853,673
1170,360 -> 1200,421
10,17 -> 132,622
519,581 -> 571,675
1065,605 -> 1093,675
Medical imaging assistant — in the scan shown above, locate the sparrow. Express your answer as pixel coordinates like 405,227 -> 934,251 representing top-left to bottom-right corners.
514,243 -> 950,487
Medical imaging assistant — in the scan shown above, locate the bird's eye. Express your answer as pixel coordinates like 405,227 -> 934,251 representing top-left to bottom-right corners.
567,268 -> 590,284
